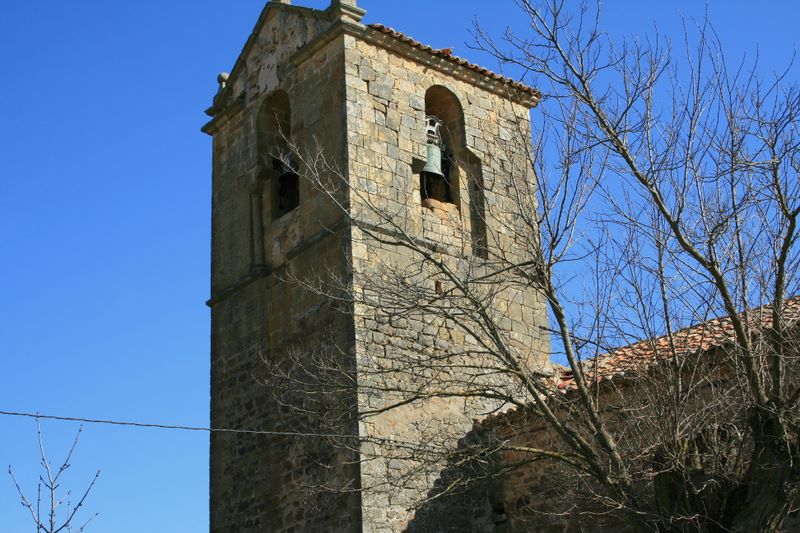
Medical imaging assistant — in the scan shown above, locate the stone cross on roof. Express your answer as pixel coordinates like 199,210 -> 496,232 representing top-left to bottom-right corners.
270,0 -> 364,23
329,0 -> 365,24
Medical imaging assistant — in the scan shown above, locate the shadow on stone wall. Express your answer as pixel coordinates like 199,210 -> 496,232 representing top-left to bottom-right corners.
404,427 -> 507,533
401,422 -> 800,533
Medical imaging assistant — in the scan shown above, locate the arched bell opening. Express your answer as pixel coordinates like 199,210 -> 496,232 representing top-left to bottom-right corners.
422,86 -> 466,209
258,90 -> 299,220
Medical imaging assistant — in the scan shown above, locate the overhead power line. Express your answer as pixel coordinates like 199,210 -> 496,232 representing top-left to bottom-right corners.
0,409 -> 470,454
0,409 -> 352,440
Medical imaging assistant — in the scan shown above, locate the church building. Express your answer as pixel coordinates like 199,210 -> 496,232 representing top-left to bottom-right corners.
202,1 -> 551,531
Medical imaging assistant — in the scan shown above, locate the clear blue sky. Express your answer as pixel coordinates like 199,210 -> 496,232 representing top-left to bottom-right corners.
1,1 -> 797,531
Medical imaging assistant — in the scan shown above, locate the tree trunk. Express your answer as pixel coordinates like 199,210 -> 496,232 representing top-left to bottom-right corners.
726,409 -> 798,532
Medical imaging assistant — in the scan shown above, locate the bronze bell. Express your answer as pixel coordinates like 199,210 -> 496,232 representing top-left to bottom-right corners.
421,142 -> 445,178
421,116 -> 445,178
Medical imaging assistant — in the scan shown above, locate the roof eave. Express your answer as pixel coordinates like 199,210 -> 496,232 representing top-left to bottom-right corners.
363,25 -> 540,108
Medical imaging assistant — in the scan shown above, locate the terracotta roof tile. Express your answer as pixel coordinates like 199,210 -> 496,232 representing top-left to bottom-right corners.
472,297 -> 800,433
557,296 -> 800,391
367,24 -> 540,99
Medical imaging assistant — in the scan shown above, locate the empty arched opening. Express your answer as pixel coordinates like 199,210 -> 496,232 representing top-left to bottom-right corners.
258,90 -> 299,219
422,86 -> 466,208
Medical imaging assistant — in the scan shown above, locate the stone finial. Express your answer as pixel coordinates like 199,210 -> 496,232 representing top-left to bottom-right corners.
217,72 -> 229,90
328,0 -> 365,25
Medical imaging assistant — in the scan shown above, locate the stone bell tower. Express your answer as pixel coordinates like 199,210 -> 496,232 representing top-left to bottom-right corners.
203,1 -> 550,531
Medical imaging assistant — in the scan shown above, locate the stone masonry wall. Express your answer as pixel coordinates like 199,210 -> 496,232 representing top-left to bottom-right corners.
342,32 -> 552,532
208,4 -> 553,532
208,7 -> 361,533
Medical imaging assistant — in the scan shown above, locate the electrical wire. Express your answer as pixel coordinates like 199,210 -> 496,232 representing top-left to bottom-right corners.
0,409 -> 431,451
0,409 -> 353,439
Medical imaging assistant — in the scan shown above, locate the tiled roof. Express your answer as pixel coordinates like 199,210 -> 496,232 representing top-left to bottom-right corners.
368,24 -> 540,99
557,296 -> 800,391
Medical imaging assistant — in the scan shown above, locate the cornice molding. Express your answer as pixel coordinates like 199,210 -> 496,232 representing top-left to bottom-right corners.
358,27 -> 539,108
201,98 -> 244,136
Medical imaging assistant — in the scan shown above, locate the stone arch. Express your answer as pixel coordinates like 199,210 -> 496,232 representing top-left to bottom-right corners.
423,85 -> 488,257
258,90 -> 291,157
425,85 -> 466,153
258,90 -> 298,219
423,85 -> 466,207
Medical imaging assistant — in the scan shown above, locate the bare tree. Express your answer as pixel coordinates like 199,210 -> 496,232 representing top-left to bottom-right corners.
8,420 -> 99,533
466,1 -> 800,529
263,1 -> 800,531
